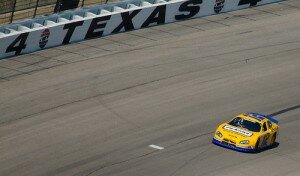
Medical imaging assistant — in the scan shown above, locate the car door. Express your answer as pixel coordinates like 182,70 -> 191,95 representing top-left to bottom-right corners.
259,121 -> 271,148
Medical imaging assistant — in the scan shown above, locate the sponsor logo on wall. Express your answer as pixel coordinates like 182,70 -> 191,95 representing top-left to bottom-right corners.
214,0 -> 225,13
39,29 -> 50,48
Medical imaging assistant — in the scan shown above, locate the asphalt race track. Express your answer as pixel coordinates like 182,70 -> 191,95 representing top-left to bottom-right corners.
0,0 -> 300,176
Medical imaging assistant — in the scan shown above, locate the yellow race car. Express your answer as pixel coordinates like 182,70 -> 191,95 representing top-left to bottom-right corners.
212,112 -> 279,152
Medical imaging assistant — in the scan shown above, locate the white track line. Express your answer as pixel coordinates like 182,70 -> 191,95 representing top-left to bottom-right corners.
149,144 -> 164,150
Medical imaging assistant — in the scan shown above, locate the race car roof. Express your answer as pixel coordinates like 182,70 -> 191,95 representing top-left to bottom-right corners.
244,112 -> 279,124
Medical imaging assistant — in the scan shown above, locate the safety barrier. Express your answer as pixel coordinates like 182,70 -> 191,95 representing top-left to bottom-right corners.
0,0 -> 282,60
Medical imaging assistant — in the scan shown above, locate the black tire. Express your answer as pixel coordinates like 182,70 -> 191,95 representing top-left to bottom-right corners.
271,133 -> 277,145
254,138 -> 260,153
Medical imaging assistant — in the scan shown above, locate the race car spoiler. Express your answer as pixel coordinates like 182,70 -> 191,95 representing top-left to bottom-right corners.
245,112 -> 279,124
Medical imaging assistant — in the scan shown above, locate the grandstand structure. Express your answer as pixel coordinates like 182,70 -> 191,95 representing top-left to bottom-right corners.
0,0 -> 111,25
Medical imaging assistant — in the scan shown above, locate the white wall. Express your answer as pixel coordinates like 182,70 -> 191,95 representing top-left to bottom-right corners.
0,0 -> 282,59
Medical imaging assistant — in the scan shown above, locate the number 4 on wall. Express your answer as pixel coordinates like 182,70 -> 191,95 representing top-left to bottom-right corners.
5,33 -> 29,55
238,0 -> 262,6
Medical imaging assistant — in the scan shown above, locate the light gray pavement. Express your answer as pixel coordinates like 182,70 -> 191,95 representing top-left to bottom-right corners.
0,0 -> 300,176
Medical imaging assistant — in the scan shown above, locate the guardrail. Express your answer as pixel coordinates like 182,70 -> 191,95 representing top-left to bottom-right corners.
0,0 -> 283,60
0,0 -> 111,24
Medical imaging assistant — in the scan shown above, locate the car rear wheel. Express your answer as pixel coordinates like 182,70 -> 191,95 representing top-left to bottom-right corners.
271,133 -> 277,145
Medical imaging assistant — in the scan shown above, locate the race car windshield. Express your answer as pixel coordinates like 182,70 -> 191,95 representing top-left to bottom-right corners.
229,117 -> 261,132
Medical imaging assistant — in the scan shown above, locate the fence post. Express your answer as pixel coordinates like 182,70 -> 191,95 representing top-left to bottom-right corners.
33,0 -> 40,18
10,0 -> 17,23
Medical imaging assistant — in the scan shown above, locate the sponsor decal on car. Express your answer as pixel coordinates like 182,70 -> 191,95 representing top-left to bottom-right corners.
223,125 -> 253,137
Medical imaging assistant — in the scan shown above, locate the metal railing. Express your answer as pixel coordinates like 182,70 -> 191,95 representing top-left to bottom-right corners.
0,0 -> 111,25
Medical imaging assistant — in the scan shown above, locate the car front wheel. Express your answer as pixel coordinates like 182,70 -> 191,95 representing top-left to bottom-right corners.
254,138 -> 260,153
